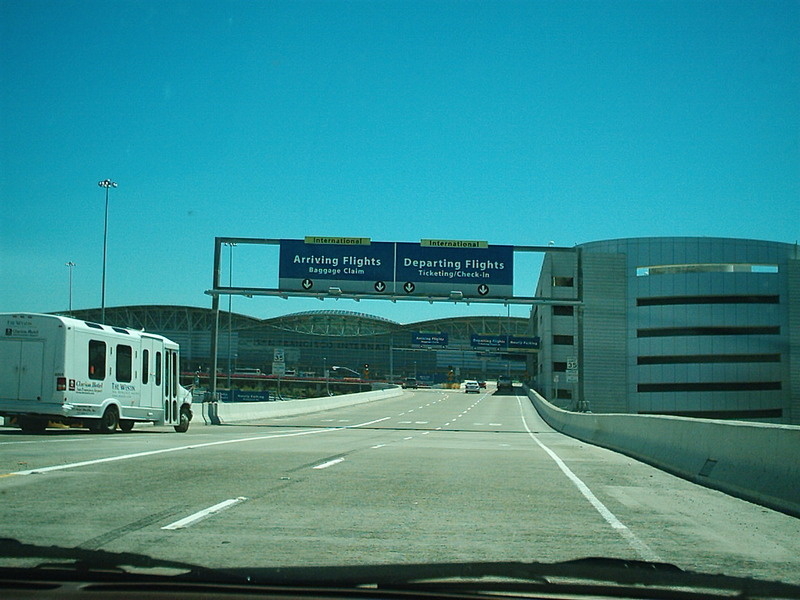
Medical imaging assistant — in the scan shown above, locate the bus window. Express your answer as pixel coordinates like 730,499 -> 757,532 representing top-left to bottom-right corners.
164,351 -> 170,397
116,345 -> 132,382
142,349 -> 149,384
88,340 -> 106,380
155,351 -> 162,386
172,351 -> 178,398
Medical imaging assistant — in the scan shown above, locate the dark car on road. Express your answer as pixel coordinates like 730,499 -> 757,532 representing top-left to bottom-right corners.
497,375 -> 513,392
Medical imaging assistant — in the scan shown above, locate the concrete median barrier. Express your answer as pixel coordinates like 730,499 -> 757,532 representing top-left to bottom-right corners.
201,386 -> 403,424
525,387 -> 800,518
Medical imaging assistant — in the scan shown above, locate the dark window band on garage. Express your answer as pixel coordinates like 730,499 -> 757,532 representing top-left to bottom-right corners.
636,295 -> 779,306
637,326 -> 780,337
637,381 -> 782,392
552,276 -> 574,287
637,354 -> 781,365
638,408 -> 783,419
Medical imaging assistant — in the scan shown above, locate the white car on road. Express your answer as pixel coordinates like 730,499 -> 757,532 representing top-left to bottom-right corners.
464,380 -> 480,393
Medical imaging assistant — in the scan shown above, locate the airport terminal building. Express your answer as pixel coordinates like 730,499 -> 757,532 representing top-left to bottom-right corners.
66,306 -> 533,386
64,236 -> 799,424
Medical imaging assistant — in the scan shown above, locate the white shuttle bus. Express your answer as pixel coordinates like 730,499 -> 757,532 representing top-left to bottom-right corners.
0,313 -> 193,434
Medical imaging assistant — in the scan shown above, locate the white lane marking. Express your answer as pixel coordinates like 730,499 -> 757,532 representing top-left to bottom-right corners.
421,431 -> 431,435
404,436 -> 414,440
0,438 -> 97,446
371,444 -> 386,449
162,497 -> 247,530
398,421 -> 413,424
414,421 -> 428,424
516,397 -> 661,562
313,458 -> 345,470
11,416 -> 392,476
489,423 -> 502,426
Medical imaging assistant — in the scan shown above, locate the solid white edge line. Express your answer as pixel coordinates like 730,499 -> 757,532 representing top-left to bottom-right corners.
162,497 -> 247,530
515,396 -> 662,563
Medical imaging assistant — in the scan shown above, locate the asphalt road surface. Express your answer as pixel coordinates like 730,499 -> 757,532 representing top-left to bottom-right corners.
1,387 -> 799,586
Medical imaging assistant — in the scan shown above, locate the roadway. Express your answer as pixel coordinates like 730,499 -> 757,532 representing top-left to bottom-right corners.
1,387 -> 799,586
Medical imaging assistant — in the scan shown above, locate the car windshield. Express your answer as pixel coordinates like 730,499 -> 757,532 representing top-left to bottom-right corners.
2,0 -> 799,594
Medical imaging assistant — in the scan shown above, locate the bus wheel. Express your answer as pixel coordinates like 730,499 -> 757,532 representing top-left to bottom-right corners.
19,417 -> 47,434
119,419 -> 134,433
93,406 -> 119,434
174,407 -> 191,433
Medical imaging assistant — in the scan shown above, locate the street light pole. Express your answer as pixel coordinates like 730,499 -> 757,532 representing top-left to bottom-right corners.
97,179 -> 117,323
65,262 -> 76,314
223,242 -> 236,390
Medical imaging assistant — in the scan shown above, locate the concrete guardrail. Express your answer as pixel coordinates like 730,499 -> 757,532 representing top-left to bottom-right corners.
199,385 -> 403,424
525,386 -> 800,518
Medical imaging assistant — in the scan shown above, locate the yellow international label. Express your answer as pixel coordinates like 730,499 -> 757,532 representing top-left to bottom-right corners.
304,236 -> 371,245
420,239 -> 488,248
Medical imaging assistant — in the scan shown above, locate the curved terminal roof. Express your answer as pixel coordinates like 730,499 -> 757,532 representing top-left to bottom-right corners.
265,310 -> 400,336
62,305 -> 529,338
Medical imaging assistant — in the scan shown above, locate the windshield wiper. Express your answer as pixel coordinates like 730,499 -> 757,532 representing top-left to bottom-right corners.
0,538 -> 234,582
3,540 -> 799,599
226,557 -> 800,599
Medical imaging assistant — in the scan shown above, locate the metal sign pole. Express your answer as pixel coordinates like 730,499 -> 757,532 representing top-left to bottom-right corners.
208,238 -> 222,424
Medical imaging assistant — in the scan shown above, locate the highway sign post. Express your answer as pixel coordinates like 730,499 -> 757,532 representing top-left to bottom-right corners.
206,236 -> 582,414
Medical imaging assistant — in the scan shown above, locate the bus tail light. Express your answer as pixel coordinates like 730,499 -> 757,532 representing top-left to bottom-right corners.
56,377 -> 67,391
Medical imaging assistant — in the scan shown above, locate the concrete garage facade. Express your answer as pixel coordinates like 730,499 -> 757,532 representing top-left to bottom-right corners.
530,237 -> 800,424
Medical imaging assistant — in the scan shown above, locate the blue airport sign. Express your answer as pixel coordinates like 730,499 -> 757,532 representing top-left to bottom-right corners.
279,238 -> 514,298
411,332 -> 449,347
279,239 -> 394,294
471,334 -> 540,351
395,242 -> 513,298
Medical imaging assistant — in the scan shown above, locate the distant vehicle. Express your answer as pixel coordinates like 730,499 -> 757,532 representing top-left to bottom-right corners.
477,380 -> 486,388
234,368 -> 262,376
0,313 -> 192,433
403,377 -> 418,389
497,375 -> 513,392
464,380 -> 480,393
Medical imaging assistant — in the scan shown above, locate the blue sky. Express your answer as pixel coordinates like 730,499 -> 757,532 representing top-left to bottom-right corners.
1,0 -> 798,324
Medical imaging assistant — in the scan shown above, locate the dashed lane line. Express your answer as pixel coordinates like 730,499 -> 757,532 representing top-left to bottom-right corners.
313,458 -> 345,470
161,497 -> 247,530
6,416 -> 392,477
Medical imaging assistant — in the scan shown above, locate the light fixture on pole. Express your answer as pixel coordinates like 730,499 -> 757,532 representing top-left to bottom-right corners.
65,262 -> 76,314
97,179 -> 117,323
331,365 -> 360,378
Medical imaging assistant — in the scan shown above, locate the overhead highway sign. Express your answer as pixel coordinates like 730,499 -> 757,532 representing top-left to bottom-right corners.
279,238 -> 514,299
279,239 -> 394,294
